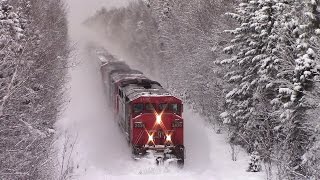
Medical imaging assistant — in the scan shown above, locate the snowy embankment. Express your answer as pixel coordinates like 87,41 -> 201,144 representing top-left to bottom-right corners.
54,39 -> 265,179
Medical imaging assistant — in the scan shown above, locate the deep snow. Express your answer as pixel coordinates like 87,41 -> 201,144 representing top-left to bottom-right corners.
57,1 -> 267,179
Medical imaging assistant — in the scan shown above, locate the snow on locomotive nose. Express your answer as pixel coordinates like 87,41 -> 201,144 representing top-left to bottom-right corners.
95,47 -> 185,166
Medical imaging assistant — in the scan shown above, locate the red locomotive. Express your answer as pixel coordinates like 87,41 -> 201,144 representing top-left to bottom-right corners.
93,47 -> 185,166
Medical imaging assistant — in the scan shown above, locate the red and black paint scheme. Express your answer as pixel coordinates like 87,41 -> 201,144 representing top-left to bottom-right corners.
91,46 -> 185,166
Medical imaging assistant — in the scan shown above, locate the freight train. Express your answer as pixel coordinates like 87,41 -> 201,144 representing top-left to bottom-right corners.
91,46 -> 185,166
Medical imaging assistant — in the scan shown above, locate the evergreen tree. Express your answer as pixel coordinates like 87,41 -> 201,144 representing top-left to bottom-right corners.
222,1 -> 320,177
271,0 -> 320,177
221,0 -> 283,153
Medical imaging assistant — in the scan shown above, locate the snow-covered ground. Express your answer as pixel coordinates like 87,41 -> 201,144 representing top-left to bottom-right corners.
56,1 -> 267,179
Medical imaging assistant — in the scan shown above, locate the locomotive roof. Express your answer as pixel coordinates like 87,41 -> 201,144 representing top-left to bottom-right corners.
104,62 -> 172,101
111,71 -> 147,83
122,81 -> 171,101
95,49 -> 177,101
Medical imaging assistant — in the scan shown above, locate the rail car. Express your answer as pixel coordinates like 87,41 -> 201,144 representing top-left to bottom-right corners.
91,47 -> 185,166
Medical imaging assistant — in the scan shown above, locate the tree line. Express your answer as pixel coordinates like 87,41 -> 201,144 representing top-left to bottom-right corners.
0,0 -> 69,179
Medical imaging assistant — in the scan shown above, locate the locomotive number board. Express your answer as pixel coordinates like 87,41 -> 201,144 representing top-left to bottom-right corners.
172,121 -> 183,128
134,122 -> 145,128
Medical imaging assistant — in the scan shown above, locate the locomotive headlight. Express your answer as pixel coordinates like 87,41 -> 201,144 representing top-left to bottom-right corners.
166,134 -> 172,142
156,114 -> 162,124
148,134 -> 154,142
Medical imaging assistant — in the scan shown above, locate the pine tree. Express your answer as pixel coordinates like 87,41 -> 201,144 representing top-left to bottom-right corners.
287,0 -> 320,178
302,0 -> 320,178
221,0 -> 284,153
221,0 -> 261,147
221,2 -> 320,177
267,0 -> 320,177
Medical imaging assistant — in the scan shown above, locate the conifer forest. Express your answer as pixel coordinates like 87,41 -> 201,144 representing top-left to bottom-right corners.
1,0 -> 320,179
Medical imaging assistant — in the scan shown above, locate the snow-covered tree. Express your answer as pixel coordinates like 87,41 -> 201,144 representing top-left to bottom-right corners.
266,0 -> 320,178
0,0 -> 26,117
221,0 -> 285,153
222,1 -> 320,177
280,0 -> 320,178
1,0 -> 69,179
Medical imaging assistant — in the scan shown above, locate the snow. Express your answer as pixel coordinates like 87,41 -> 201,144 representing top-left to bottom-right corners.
279,87 -> 292,95
229,75 -> 243,82
223,45 -> 234,53
220,56 -> 236,64
57,1 -> 266,179
226,88 -> 238,99
266,82 -> 274,89
270,98 -> 280,105
307,48 -> 315,57
220,112 -> 228,118
56,41 -> 266,179
273,125 -> 282,131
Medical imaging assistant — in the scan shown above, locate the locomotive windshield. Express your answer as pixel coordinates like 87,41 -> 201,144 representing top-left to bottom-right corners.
133,103 -> 181,115
168,104 -> 179,113
133,104 -> 143,114
159,103 -> 180,114
145,103 -> 155,112
159,103 -> 167,111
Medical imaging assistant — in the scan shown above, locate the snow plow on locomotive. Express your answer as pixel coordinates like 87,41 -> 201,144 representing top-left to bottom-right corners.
92,47 -> 185,166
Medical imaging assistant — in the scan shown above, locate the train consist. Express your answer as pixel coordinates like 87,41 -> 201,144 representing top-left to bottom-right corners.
91,46 -> 185,166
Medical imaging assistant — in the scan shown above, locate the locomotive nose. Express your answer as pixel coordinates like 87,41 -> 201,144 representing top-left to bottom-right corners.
132,113 -> 183,146
151,114 -> 179,145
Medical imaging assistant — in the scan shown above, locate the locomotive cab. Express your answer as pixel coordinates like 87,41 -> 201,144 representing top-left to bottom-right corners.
129,96 -> 185,165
